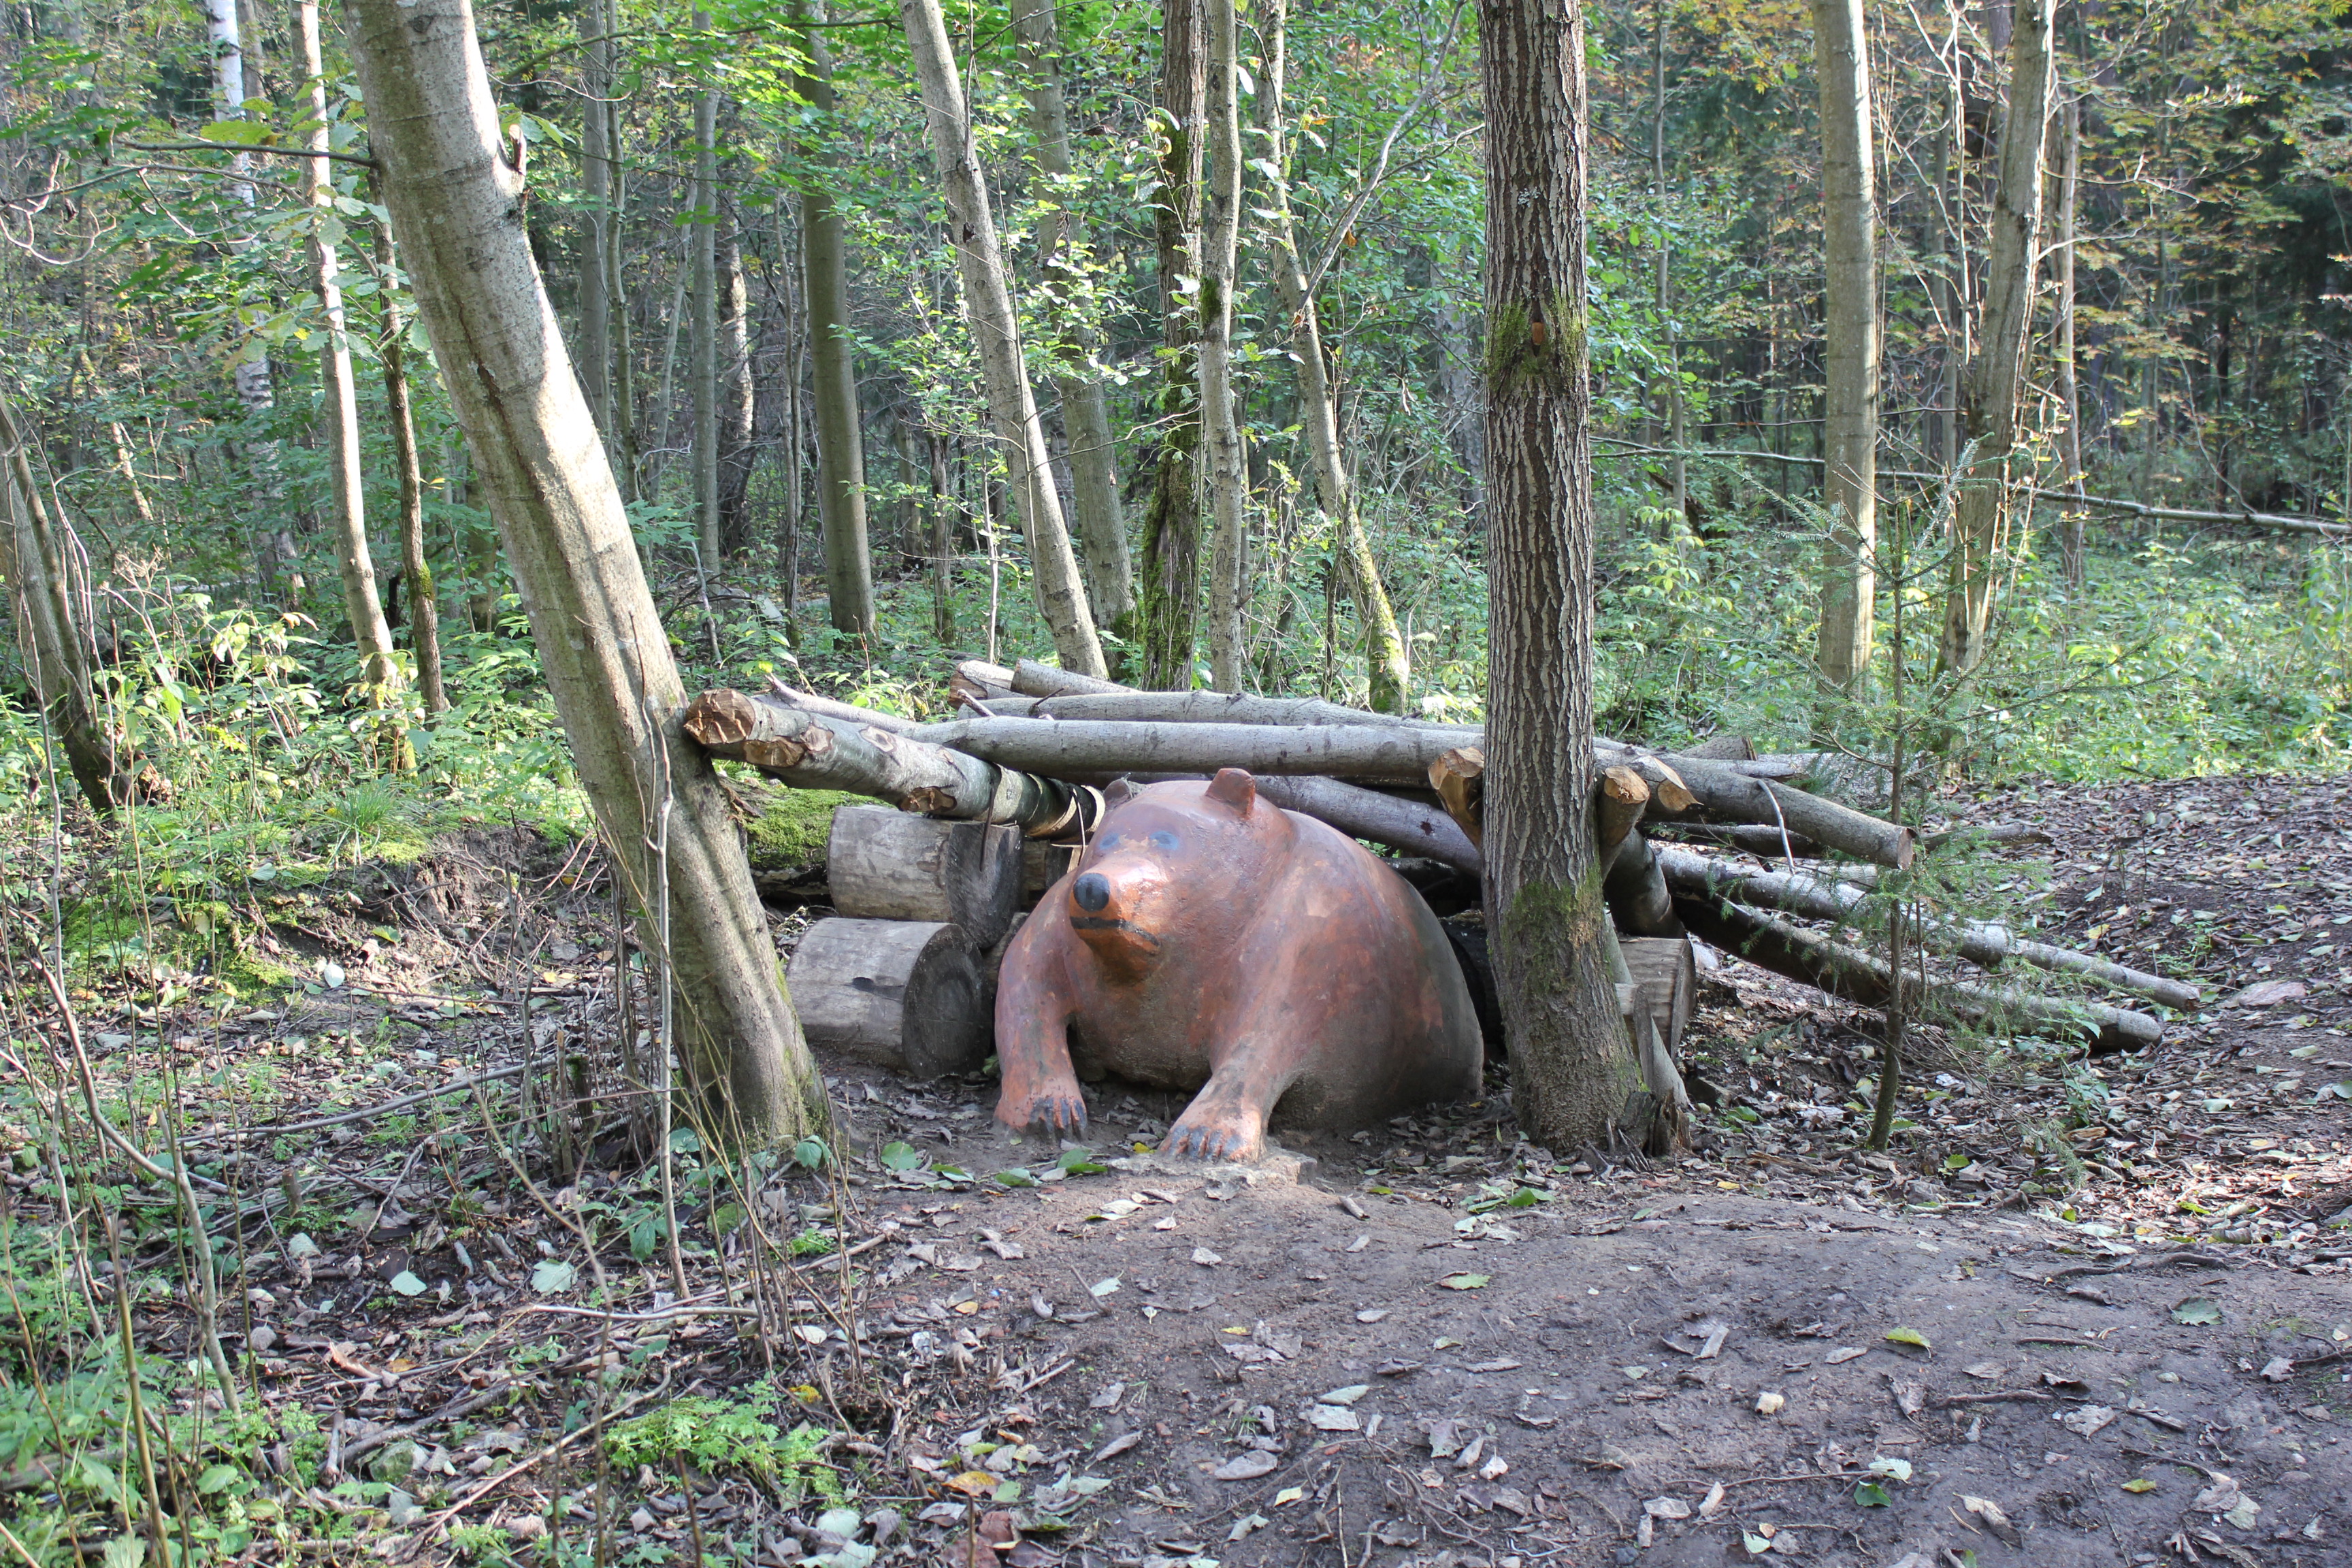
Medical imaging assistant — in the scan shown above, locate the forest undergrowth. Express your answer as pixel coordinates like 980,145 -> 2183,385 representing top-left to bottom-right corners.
2,506 -> 2351,1567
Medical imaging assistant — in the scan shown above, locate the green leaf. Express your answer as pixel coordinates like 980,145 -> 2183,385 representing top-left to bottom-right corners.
879,1141 -> 925,1172
1854,1481 -> 1892,1507
1742,1531 -> 1773,1556
1943,1153 -> 1973,1173
530,1259 -> 576,1294
2171,1297 -> 2223,1325
1506,1187 -> 1544,1207
1057,1145 -> 1105,1175
1437,1273 -> 1490,1291
195,1463 -> 242,1494
2122,1477 -> 2158,1493
389,1269 -> 427,1296
197,119 -> 273,146
668,1128 -> 702,1154
1884,1326 -> 1931,1349
101,1537 -> 146,1568
794,1136 -> 831,1171
992,1168 -> 1037,1187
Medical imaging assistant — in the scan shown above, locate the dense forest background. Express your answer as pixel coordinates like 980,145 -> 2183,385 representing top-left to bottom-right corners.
5,0 -> 2351,823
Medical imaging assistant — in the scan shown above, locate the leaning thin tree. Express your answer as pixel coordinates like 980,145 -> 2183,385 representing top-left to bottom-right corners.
342,0 -> 828,1145
1479,0 -> 1644,1145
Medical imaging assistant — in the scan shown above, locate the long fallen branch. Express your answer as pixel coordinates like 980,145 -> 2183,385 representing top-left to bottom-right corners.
1652,845 -> 2199,1009
1676,893 -> 2163,1050
904,715 -> 1463,785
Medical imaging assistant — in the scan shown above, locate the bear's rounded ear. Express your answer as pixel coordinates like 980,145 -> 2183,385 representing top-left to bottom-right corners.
1205,768 -> 1257,815
1102,777 -> 1139,807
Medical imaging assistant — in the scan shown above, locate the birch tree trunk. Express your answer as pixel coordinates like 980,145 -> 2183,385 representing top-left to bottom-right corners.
2053,86 -> 2087,591
370,192 -> 448,713
1198,0 -> 1248,691
1259,0 -> 1409,714
899,0 -> 1106,677
0,402 -> 120,813
1479,0 -> 1643,1148
717,212 -> 757,553
796,0 -> 877,632
1812,0 -> 1878,689
1012,0 -> 1132,634
1138,0 -> 1205,688
691,38 -> 722,568
1938,0 -> 2053,674
299,0 -> 400,697
206,0 -> 296,600
342,0 -> 829,1145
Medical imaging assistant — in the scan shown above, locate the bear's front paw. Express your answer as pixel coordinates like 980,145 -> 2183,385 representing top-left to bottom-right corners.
1161,1105 -> 1264,1163
996,1078 -> 1090,1138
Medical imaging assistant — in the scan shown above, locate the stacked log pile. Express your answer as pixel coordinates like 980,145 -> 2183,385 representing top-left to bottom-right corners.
681,659 -> 2200,1118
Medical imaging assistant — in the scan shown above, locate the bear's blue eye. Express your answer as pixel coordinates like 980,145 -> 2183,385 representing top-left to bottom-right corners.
1094,834 -> 1122,853
1149,830 -> 1180,852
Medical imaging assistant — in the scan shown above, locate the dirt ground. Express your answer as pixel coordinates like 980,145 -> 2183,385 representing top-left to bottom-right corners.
18,776 -> 2352,1568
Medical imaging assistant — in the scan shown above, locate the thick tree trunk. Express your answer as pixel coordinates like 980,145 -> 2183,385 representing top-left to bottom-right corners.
899,0 -> 1105,676
1138,0 -> 1206,688
1812,0 -> 1878,689
1259,0 -> 1411,714
299,0 -> 400,698
343,0 -> 828,1145
1649,0 -> 1684,525
370,193 -> 447,713
0,403 -> 120,812
1011,0 -> 1132,633
1198,0 -> 1247,691
1938,0 -> 2053,674
1479,0 -> 1646,1151
691,47 -> 721,568
796,1 -> 876,632
2053,86 -> 2087,590
906,715 -> 1467,783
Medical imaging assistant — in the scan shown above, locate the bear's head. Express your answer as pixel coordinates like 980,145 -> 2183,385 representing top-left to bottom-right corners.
1062,769 -> 1289,981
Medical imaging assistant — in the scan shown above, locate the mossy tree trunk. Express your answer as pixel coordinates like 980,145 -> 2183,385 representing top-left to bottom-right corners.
1478,0 -> 1643,1149
1137,0 -> 1205,689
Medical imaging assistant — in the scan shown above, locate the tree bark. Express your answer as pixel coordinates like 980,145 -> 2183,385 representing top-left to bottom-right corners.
370,189 -> 447,713
1011,0 -> 1132,633
1480,0 -> 1656,1151
299,0 -> 400,699
1138,0 -> 1206,688
905,716 -> 1465,783
577,0 -> 613,442
796,0 -> 877,632
206,0 -> 294,601
343,0 -> 828,1145
2053,84 -> 2087,590
1649,0 -> 1684,526
899,0 -> 1105,676
1259,0 -> 1411,714
691,39 -> 722,568
0,402 -> 120,812
1812,0 -> 1878,689
1198,0 -> 1247,691
1938,0 -> 2054,674
716,210 -> 757,554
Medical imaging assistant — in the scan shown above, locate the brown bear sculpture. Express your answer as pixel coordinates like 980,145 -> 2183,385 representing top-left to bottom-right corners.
993,768 -> 1483,1160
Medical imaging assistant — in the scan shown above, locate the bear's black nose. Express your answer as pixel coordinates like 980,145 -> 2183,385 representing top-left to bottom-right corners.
1073,872 -> 1110,912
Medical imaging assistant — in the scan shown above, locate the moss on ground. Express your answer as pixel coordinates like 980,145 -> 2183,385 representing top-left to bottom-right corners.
736,780 -> 863,872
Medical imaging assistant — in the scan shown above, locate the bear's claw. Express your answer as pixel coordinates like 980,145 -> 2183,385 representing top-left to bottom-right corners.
998,1082 -> 1090,1137
1161,1113 -> 1262,1163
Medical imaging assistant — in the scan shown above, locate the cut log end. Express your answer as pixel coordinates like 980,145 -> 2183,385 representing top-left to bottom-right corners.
681,688 -> 758,747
